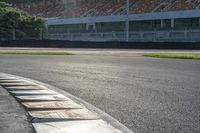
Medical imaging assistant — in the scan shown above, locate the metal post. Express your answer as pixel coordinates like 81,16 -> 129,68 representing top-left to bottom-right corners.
12,29 -> 15,40
40,29 -> 43,40
125,0 -> 129,42
184,28 -> 188,41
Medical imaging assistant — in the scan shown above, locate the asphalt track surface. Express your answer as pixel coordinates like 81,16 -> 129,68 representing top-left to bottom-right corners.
0,86 -> 32,133
0,54 -> 199,133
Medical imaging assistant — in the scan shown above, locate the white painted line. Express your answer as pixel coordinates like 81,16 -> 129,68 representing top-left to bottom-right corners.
22,101 -> 83,111
16,94 -> 71,102
29,108 -> 100,122
33,120 -> 121,133
9,90 -> 58,96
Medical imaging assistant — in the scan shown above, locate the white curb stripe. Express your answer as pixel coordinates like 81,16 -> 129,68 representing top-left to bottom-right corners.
33,120 -> 121,133
0,79 -> 29,83
0,82 -> 38,86
0,77 -> 20,80
4,86 -> 48,91
9,90 -> 58,96
16,94 -> 71,102
22,101 -> 83,111
30,108 -> 100,122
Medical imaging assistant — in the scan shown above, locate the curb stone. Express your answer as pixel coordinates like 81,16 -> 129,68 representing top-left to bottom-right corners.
0,72 -> 134,133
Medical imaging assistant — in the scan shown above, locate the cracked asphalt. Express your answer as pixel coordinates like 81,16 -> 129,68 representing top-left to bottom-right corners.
0,54 -> 199,133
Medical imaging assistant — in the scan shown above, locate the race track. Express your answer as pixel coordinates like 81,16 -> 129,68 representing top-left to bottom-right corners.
0,54 -> 199,133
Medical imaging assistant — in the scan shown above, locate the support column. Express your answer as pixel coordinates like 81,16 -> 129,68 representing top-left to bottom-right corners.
199,18 -> 200,27
125,0 -> 129,42
161,19 -> 164,28
93,23 -> 96,31
171,19 -> 174,28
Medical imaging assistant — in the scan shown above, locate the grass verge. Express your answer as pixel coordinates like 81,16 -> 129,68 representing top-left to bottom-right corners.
143,53 -> 200,60
0,50 -> 73,55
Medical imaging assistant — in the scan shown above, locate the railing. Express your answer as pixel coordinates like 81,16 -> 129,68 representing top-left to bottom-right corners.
48,29 -> 200,42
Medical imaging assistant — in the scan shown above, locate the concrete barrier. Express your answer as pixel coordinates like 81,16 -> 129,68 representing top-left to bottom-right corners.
0,40 -> 200,49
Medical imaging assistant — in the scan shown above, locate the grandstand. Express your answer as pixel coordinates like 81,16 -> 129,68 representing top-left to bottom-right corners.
13,0 -> 200,18
13,0 -> 200,42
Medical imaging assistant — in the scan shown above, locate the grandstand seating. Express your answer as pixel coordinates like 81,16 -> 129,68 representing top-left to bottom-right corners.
14,0 -> 200,18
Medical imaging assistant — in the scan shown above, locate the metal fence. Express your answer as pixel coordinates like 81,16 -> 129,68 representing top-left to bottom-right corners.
0,29 -> 47,41
48,29 -> 200,42
2,28 -> 200,42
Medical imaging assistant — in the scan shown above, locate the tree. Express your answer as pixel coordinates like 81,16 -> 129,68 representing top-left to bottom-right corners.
0,1 -> 46,40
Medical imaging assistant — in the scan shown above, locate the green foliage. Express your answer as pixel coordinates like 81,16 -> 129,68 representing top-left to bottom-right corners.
0,50 -> 73,55
0,0 -> 40,4
143,53 -> 200,60
0,1 -> 46,40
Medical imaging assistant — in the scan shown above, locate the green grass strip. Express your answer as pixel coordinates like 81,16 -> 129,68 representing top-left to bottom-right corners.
143,53 -> 200,60
0,50 -> 73,55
